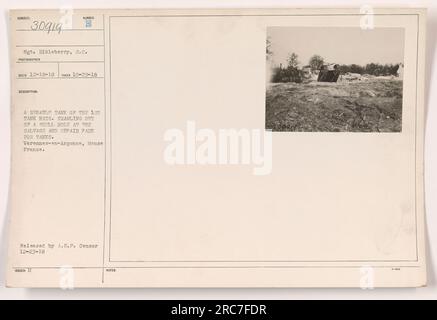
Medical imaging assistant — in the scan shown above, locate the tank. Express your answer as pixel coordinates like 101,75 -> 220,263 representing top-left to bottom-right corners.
317,64 -> 340,82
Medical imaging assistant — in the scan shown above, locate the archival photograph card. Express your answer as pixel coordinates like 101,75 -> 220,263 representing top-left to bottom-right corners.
6,8 -> 427,288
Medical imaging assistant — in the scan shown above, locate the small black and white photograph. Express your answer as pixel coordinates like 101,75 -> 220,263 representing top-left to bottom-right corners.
266,27 -> 405,132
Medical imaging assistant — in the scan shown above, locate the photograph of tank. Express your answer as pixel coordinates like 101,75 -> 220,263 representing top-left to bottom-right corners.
266,27 -> 404,132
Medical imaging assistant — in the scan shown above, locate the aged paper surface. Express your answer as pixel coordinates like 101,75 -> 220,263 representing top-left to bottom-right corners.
6,8 -> 427,287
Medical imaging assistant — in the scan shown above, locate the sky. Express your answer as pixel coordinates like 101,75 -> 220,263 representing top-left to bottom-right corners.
268,27 -> 404,68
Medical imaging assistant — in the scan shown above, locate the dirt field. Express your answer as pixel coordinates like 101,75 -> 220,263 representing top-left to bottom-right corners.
265,79 -> 403,132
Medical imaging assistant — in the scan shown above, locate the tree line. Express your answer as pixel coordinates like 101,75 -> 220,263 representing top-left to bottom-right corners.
337,63 -> 400,76
269,52 -> 401,83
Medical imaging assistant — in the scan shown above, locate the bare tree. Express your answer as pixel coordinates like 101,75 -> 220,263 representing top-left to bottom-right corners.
266,37 -> 273,60
287,53 -> 299,69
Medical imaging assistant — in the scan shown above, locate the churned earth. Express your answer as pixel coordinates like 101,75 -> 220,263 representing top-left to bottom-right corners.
265,79 -> 403,132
